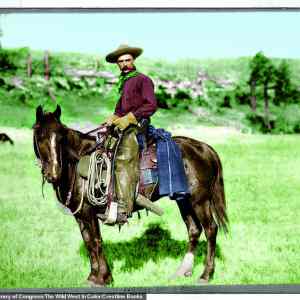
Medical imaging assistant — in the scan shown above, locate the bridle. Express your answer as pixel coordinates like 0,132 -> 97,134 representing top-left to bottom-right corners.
33,131 -> 63,180
33,128 -> 82,215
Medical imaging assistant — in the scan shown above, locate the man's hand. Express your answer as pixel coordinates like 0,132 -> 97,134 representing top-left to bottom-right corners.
112,112 -> 138,131
104,114 -> 119,126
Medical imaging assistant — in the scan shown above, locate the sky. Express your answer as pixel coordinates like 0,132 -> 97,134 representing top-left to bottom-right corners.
1,11 -> 300,61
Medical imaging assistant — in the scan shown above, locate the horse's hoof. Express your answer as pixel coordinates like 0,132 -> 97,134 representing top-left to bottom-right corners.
87,280 -> 105,288
170,269 -> 193,279
87,275 -> 106,287
169,252 -> 194,280
168,270 -> 192,281
198,278 -> 209,285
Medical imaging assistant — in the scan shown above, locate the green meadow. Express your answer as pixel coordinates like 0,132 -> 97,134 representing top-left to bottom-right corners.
1,48 -> 300,288
1,122 -> 300,288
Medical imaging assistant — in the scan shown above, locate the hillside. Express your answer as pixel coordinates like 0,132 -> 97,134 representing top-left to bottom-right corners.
0,47 -> 300,133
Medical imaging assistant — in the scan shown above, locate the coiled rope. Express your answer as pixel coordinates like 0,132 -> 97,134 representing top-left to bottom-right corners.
86,150 -> 111,206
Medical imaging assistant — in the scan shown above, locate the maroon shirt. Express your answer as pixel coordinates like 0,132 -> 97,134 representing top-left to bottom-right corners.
114,73 -> 157,121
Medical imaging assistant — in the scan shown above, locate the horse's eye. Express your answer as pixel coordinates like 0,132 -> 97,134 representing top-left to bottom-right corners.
32,124 -> 39,130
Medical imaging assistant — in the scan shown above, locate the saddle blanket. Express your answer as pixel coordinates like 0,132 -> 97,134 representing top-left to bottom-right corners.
145,125 -> 190,198
77,126 -> 190,199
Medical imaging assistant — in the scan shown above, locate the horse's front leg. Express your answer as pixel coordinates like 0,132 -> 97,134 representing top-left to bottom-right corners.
75,210 -> 112,286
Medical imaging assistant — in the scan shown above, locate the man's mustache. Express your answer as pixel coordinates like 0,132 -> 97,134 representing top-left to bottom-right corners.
122,66 -> 135,72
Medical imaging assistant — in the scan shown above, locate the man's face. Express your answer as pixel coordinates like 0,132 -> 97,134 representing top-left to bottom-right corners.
117,54 -> 135,73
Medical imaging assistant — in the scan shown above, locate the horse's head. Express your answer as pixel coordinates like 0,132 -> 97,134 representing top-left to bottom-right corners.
33,105 -> 66,184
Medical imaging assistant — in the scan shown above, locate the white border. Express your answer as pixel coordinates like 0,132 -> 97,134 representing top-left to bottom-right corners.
1,0 -> 300,8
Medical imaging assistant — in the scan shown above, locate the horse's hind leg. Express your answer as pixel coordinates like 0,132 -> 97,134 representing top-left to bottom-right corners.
171,199 -> 202,278
195,201 -> 218,283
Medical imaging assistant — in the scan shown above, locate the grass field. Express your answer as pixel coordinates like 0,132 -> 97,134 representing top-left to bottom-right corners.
1,123 -> 300,288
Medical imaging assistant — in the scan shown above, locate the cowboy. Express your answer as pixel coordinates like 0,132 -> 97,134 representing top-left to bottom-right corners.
104,44 -> 158,224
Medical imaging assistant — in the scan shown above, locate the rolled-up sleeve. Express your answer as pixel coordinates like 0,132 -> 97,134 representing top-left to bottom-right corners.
132,76 -> 157,120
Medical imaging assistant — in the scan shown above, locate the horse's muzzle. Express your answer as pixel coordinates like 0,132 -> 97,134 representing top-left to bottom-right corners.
45,175 -> 59,184
44,170 -> 61,184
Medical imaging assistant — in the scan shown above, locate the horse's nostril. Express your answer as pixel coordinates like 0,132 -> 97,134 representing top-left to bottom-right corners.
45,173 -> 54,183
47,174 -> 60,183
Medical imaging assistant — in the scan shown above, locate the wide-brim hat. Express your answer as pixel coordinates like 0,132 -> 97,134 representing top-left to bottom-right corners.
105,44 -> 143,63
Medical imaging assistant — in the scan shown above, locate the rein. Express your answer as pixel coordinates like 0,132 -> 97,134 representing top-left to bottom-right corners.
85,125 -> 108,136
34,134 -> 47,200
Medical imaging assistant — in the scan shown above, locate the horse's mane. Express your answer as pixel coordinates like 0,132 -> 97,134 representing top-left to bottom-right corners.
63,125 -> 97,153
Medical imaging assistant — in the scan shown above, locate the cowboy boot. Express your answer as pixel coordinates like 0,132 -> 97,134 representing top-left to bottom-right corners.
114,127 -> 139,224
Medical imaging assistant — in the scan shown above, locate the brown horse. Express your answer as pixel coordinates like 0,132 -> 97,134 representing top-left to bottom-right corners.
33,105 -> 228,286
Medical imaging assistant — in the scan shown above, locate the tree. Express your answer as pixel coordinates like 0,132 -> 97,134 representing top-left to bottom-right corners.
248,51 -> 276,131
248,51 -> 269,112
249,53 -> 261,112
261,59 -> 276,131
273,60 -> 293,105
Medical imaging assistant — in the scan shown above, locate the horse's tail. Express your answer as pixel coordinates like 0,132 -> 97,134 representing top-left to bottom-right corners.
210,150 -> 229,233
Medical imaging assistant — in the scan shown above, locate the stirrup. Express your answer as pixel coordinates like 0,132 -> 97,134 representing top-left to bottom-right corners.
103,202 -> 118,225
135,194 -> 164,216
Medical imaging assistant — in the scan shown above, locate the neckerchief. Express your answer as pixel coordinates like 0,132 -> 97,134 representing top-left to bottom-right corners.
117,69 -> 140,94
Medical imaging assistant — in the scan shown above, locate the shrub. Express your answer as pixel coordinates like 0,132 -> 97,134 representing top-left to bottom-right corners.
272,104 -> 300,134
155,85 -> 171,109
246,111 -> 276,133
174,88 -> 192,100
234,84 -> 250,105
0,47 -> 30,71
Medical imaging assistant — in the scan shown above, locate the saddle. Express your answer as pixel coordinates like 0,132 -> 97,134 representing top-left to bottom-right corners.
138,142 -> 158,197
77,140 -> 158,193
77,127 -> 161,216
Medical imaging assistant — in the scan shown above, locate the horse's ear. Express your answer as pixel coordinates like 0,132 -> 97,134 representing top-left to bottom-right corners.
36,105 -> 43,122
54,105 -> 61,121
